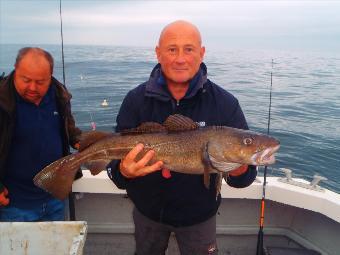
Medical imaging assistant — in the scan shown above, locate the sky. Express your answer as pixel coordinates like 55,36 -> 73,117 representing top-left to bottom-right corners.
0,0 -> 340,52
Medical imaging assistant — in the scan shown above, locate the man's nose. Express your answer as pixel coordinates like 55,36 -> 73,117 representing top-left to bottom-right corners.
175,49 -> 186,64
27,81 -> 38,91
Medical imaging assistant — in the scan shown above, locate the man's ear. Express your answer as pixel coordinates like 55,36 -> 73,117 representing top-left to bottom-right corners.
155,46 -> 161,62
200,46 -> 206,61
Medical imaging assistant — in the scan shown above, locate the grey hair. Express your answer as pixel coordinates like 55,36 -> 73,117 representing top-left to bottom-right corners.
15,47 -> 54,74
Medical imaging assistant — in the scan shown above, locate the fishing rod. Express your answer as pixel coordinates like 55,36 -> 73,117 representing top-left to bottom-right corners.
59,0 -> 77,221
59,0 -> 96,132
59,0 -> 66,87
256,59 -> 274,255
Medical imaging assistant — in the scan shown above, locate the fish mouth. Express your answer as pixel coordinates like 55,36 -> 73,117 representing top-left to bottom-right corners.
251,144 -> 280,165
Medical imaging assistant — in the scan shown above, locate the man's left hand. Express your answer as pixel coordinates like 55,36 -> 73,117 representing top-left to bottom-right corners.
74,142 -> 80,150
0,187 -> 10,206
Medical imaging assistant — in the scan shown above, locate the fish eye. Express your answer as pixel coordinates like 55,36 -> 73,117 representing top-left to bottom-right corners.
243,137 -> 253,145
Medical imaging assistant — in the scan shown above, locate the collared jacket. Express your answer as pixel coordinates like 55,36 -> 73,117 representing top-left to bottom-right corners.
0,71 -> 82,189
107,63 -> 257,227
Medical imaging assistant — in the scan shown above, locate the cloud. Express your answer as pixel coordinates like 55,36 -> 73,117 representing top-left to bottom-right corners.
1,1 -> 339,51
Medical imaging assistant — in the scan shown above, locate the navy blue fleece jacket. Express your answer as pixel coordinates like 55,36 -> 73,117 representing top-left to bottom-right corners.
107,63 -> 257,227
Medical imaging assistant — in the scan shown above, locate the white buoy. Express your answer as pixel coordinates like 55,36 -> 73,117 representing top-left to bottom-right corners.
101,99 -> 108,107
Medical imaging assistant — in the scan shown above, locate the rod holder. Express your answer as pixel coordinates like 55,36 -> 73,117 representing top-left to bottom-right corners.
310,175 -> 327,188
280,168 -> 292,181
278,168 -> 326,192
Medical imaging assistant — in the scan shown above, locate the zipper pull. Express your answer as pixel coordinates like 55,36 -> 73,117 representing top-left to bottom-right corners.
176,100 -> 180,106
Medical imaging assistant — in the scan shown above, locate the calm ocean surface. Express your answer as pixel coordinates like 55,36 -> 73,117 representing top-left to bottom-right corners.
1,44 -> 339,193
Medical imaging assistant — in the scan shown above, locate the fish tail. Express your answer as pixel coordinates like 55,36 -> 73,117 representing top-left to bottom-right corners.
33,153 -> 82,200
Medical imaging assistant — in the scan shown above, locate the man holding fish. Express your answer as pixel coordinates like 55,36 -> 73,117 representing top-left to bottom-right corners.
105,20 -> 277,255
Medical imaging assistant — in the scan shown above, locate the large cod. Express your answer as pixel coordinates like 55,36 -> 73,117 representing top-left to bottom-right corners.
34,114 -> 280,200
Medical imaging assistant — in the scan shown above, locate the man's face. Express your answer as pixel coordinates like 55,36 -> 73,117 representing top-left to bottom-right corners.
14,53 -> 52,105
156,25 -> 205,86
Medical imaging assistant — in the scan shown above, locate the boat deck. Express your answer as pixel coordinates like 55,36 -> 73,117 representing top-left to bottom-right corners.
71,171 -> 340,255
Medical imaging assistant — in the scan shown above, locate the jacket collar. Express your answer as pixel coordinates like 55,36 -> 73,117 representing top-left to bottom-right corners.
145,62 -> 208,101
0,71 -> 16,115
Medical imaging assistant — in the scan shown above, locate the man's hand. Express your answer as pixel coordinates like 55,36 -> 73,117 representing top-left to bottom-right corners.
120,143 -> 163,178
74,142 -> 80,150
229,165 -> 248,177
0,187 -> 10,206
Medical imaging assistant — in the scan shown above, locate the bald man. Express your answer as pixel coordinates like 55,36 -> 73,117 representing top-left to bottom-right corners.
107,21 -> 257,255
0,47 -> 81,221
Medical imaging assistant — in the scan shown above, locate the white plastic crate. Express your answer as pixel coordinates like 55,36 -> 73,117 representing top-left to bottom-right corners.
0,221 -> 87,255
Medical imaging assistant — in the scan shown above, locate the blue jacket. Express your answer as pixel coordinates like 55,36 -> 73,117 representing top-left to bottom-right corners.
0,72 -> 82,197
107,63 -> 257,227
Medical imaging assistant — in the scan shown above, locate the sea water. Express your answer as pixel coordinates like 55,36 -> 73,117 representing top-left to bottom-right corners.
1,44 -> 339,193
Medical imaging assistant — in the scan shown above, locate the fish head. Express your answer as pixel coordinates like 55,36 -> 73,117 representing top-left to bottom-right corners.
218,128 -> 280,166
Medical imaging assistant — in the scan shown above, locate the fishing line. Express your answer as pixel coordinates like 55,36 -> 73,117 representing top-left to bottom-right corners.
59,0 -> 66,86
256,59 -> 274,255
59,0 -> 96,131
81,75 -> 97,130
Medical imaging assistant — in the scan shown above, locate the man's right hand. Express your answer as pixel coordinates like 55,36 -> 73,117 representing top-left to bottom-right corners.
119,143 -> 163,178
0,186 -> 10,206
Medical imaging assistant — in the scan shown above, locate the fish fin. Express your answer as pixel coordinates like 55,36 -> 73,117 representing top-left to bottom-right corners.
79,131 -> 113,152
203,167 -> 210,189
33,154 -> 81,200
121,114 -> 199,134
163,114 -> 199,132
202,142 -> 223,195
82,160 -> 111,175
215,172 -> 223,199
121,122 -> 167,134
202,142 -> 214,189
223,172 -> 229,183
